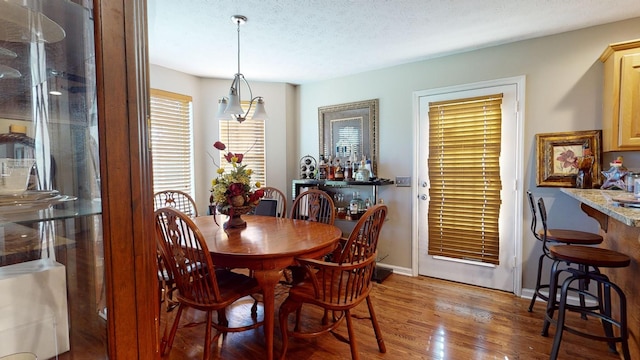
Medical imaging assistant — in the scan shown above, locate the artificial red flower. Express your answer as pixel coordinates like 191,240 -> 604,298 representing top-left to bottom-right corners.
228,182 -> 245,196
249,188 -> 265,203
214,141 -> 226,151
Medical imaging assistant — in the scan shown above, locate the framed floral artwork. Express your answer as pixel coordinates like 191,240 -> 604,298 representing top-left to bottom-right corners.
535,130 -> 602,187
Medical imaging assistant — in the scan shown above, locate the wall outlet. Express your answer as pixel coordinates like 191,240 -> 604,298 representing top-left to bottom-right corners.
395,176 -> 411,187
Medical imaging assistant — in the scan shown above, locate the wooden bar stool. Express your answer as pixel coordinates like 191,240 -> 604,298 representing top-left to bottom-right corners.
527,191 -> 603,313
537,198 -> 631,359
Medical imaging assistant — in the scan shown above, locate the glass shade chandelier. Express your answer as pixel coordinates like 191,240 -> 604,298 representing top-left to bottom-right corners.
216,15 -> 268,123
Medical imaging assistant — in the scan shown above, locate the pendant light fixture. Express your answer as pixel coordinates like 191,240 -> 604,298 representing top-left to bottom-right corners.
216,15 -> 268,123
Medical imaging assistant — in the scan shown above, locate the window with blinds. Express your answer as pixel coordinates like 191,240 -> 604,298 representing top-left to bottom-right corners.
427,94 -> 503,265
219,102 -> 266,186
149,89 -> 194,195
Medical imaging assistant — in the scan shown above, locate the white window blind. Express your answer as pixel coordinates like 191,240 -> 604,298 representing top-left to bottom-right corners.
219,103 -> 266,186
150,89 -> 194,195
427,94 -> 503,265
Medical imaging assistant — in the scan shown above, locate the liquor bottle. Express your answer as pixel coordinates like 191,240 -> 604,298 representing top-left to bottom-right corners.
364,198 -> 372,210
318,155 -> 328,180
354,158 -> 370,181
365,158 -> 375,179
344,160 -> 352,181
349,191 -> 364,216
334,159 -> 344,180
349,146 -> 358,173
327,156 -> 335,180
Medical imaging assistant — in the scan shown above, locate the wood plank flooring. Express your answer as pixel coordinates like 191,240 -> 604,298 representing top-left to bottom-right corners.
162,274 -> 624,360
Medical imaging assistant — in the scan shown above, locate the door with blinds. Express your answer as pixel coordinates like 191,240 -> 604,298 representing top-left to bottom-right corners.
416,78 -> 523,293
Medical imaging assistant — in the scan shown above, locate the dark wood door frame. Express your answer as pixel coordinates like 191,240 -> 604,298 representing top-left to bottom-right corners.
94,0 -> 158,358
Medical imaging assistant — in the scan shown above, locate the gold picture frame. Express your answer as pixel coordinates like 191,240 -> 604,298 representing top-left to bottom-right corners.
318,99 -> 379,175
536,130 -> 602,187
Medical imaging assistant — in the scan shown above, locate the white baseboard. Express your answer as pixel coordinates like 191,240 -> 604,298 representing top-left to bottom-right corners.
381,271 -> 600,308
521,287 -> 598,306
376,263 -> 412,277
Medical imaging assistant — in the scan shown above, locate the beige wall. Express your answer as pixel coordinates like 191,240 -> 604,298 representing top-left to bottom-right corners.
297,17 -> 640,292
151,17 -> 640,294
149,65 -> 296,212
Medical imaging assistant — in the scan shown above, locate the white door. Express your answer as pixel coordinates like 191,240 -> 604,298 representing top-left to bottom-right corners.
415,77 -> 524,293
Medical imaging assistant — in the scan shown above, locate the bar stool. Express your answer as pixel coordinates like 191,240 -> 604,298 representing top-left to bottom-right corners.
527,191 -> 603,313
537,198 -> 631,359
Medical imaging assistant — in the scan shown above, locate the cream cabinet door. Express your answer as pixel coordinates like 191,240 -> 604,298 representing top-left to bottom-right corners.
619,53 -> 640,149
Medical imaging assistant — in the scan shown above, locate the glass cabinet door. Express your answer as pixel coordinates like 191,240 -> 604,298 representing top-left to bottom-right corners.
0,0 -> 107,358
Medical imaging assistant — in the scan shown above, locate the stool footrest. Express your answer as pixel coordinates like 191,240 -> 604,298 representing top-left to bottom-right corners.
545,273 -> 630,360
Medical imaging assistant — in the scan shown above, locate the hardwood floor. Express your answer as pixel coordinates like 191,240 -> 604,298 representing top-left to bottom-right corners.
161,274 -> 623,360
7,221 -> 620,360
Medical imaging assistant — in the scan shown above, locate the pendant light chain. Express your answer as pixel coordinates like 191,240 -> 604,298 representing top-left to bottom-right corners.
236,17 -> 241,101
236,18 -> 241,76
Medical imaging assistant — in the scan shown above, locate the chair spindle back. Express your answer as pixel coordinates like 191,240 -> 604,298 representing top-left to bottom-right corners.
155,207 -> 222,304
290,189 -> 335,225
154,190 -> 199,218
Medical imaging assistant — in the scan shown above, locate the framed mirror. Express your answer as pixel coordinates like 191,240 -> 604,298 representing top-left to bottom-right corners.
318,99 -> 379,175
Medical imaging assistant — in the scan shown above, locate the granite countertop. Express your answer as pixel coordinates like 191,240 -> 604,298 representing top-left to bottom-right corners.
560,188 -> 640,227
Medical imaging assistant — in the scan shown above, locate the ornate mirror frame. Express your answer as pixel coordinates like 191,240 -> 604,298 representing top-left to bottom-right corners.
318,99 -> 379,175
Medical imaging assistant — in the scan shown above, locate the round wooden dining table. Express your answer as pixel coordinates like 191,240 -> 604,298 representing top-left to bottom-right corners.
193,214 -> 342,360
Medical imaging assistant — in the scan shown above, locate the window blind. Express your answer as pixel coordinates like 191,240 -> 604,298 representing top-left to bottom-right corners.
219,103 -> 266,186
427,94 -> 503,265
149,89 -> 194,195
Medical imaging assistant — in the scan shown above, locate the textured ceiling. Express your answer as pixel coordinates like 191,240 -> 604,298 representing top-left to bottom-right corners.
147,0 -> 640,85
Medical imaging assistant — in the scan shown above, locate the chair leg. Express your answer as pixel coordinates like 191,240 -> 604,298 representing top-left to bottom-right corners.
366,296 -> 386,353
217,308 -> 229,327
159,295 -> 172,355
345,310 -> 360,360
600,281 -> 618,353
251,296 -> 259,318
578,264 -> 588,320
322,309 -> 329,325
164,304 -> 184,354
203,310 -> 213,360
542,260 -> 561,337
278,298 -> 298,360
528,254 -> 545,312
618,291 -> 631,360
550,276 -> 573,360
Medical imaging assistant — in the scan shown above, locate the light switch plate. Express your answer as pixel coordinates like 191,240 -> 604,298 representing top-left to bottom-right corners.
395,176 -> 411,187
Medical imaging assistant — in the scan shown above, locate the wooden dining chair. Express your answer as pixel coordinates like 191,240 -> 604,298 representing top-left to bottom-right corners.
284,189 -> 336,284
261,186 -> 287,218
154,207 -> 263,359
153,189 -> 199,217
279,204 -> 388,360
153,190 -> 199,333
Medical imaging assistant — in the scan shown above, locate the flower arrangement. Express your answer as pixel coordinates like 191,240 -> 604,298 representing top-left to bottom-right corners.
209,141 -> 264,214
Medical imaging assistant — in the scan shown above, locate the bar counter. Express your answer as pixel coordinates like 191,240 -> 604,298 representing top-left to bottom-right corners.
560,188 -> 639,359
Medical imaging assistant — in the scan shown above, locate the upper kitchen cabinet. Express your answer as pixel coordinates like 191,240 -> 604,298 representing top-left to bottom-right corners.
600,39 -> 640,151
